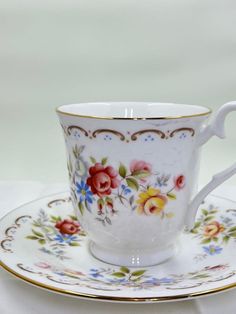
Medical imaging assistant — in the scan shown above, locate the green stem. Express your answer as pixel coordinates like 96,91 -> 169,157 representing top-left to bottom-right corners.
166,186 -> 175,194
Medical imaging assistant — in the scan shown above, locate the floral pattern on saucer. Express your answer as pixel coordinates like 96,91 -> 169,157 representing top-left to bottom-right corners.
1,191 -> 236,302
190,204 -> 236,261
17,262 -> 234,292
25,209 -> 86,260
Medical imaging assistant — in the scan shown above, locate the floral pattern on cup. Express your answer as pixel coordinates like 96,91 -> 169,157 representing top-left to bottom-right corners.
68,145 -> 186,225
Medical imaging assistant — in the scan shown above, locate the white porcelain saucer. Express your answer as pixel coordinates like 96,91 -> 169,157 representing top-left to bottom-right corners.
1,191 -> 236,303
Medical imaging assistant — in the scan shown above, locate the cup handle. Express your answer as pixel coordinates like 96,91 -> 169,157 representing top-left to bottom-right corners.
185,101 -> 236,229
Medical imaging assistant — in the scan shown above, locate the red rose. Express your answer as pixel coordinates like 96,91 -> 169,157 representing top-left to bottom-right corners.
174,175 -> 185,190
55,219 -> 80,235
87,163 -> 120,197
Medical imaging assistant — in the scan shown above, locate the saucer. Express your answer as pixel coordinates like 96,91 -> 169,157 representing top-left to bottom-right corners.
1,191 -> 236,303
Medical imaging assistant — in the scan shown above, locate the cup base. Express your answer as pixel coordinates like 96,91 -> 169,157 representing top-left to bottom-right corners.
89,241 -> 178,267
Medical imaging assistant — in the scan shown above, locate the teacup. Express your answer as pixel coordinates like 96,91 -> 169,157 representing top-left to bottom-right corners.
57,102 -> 236,267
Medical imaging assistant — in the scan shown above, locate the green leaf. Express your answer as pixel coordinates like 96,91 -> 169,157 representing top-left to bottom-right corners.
120,266 -> 130,274
101,157 -> 108,165
194,221 -> 201,228
223,235 -> 230,243
38,239 -> 46,245
112,272 -> 126,278
77,145 -> 85,155
200,238 -> 211,244
229,232 -> 236,238
204,216 -> 215,222
126,178 -> 139,191
97,198 -> 105,209
69,242 -> 80,246
131,270 -> 146,277
167,192 -> 176,200
26,236 -> 38,240
105,196 -> 112,202
90,156 -> 96,164
78,202 -> 84,215
132,170 -> 150,179
105,217 -> 112,225
119,164 -> 127,178
132,277 -> 142,282
192,274 -> 209,279
67,156 -> 73,174
190,229 -> 198,234
105,197 -> 113,207
228,226 -> 236,233
75,159 -> 86,176
73,145 -> 85,159
50,215 -> 62,222
85,200 -> 90,211
44,227 -> 52,233
69,215 -> 78,221
209,210 -> 218,214
32,229 -> 44,238
212,237 -> 218,242
202,209 -> 208,216
72,147 -> 77,159
32,222 -> 41,227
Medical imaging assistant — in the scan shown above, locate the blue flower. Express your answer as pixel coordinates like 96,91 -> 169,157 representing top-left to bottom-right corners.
76,181 -> 93,203
145,277 -> 174,285
203,245 -> 223,255
54,234 -> 78,244
55,271 -> 66,276
89,268 -> 103,278
108,278 -> 127,283
121,184 -> 131,195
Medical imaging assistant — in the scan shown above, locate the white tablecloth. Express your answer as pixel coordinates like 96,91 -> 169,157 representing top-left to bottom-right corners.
0,181 -> 236,314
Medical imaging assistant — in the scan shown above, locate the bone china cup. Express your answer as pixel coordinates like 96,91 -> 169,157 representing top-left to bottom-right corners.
57,102 -> 236,267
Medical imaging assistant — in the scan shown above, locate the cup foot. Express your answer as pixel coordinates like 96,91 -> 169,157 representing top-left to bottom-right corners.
89,241 -> 178,267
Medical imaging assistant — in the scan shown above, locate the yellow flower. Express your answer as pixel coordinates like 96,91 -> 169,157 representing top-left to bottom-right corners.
136,187 -> 167,215
204,221 -> 225,238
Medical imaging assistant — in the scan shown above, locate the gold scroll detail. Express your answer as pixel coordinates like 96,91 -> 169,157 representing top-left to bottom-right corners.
131,129 -> 166,141
67,126 -> 89,137
170,128 -> 195,138
92,129 -> 126,141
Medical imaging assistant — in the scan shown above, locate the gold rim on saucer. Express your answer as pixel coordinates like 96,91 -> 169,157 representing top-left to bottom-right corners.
1,259 -> 236,302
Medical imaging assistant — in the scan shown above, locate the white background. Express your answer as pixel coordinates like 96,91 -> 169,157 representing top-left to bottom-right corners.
0,0 -> 236,185
0,1 -> 236,313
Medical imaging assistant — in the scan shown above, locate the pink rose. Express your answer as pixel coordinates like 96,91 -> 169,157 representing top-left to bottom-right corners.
130,160 -> 152,181
87,163 -> 120,197
35,262 -> 51,269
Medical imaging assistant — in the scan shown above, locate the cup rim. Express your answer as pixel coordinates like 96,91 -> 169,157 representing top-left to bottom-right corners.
56,102 -> 212,120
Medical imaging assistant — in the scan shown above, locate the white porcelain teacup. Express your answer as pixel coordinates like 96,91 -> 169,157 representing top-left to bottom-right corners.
57,102 -> 236,267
